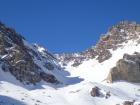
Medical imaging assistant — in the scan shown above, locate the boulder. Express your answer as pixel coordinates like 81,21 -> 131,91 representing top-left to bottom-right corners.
107,53 -> 140,83
123,101 -> 134,105
90,86 -> 100,97
105,91 -> 111,99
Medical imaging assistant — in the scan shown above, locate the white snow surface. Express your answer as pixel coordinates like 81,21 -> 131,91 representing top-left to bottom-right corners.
1,40 -> 140,105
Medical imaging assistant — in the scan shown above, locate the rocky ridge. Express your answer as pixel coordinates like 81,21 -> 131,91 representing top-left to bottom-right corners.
0,22 -> 61,84
1,20 -> 140,84
56,21 -> 140,66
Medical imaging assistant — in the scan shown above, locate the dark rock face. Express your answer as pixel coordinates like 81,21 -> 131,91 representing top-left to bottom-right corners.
0,22 -> 59,84
44,62 -> 54,70
107,52 -> 140,83
123,101 -> 134,105
40,72 -> 58,83
90,86 -> 111,99
90,87 -> 101,97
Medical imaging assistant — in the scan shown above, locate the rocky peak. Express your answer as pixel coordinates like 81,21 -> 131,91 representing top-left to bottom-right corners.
109,21 -> 137,33
0,22 -> 61,84
0,22 -> 25,47
57,21 -> 140,67
107,21 -> 140,41
93,21 -> 140,62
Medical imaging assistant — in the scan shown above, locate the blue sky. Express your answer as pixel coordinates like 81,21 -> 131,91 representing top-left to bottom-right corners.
0,0 -> 140,53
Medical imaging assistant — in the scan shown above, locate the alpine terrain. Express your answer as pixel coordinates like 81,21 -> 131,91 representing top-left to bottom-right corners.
0,21 -> 140,105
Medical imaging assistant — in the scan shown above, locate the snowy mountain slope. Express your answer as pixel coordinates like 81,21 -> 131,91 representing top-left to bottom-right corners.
1,21 -> 140,105
56,21 -> 140,67
0,21 -> 74,85
65,40 -> 140,82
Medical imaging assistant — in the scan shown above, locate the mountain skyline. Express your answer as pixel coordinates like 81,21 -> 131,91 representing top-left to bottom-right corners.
1,0 -> 140,53
1,0 -> 140,105
0,20 -> 140,105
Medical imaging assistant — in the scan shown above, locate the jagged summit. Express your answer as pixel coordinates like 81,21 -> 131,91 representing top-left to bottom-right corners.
109,21 -> 139,32
0,21 -> 63,84
56,21 -> 140,66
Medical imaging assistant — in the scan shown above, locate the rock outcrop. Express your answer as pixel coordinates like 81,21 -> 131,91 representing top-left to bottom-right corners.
0,22 -> 60,84
90,86 -> 111,99
90,86 -> 101,97
123,101 -> 135,105
107,52 -> 140,83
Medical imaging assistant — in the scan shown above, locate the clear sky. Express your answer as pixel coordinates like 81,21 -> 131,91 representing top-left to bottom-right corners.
0,0 -> 140,53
